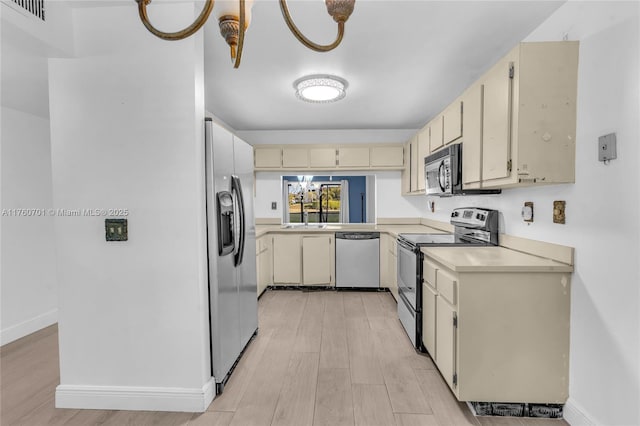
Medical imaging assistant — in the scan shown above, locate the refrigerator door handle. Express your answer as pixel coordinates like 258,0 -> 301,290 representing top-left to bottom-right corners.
217,191 -> 235,256
231,175 -> 245,266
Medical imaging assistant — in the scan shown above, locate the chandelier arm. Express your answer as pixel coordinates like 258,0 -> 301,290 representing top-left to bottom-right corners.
279,0 -> 345,52
136,0 -> 215,41
234,0 -> 246,68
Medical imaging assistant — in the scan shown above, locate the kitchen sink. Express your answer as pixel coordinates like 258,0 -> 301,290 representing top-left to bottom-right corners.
281,223 -> 328,229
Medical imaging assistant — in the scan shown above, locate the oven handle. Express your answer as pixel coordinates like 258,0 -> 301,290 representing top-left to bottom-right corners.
397,238 -> 417,252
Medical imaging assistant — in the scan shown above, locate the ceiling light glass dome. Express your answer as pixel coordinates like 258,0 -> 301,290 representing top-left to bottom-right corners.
294,75 -> 348,103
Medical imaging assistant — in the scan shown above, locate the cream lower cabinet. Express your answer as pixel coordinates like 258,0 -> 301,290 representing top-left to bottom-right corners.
256,236 -> 272,295
422,282 -> 437,358
422,255 -> 570,404
379,233 -> 398,300
272,234 -> 301,284
272,233 -> 334,286
302,235 -> 334,285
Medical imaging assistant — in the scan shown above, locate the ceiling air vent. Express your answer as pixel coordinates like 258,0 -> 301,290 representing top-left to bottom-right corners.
11,0 -> 45,21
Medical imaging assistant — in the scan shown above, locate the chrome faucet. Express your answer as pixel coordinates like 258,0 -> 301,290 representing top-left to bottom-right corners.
303,211 -> 309,227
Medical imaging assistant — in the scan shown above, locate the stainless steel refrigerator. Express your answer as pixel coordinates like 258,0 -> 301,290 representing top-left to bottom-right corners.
204,117 -> 258,394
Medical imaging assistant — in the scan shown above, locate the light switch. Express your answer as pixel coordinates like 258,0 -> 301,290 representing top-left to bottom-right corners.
598,133 -> 617,162
553,201 -> 565,224
271,201 -> 277,210
105,219 -> 128,241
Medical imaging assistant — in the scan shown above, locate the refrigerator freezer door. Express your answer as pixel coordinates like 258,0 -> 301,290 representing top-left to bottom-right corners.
205,119 -> 241,382
233,135 -> 258,349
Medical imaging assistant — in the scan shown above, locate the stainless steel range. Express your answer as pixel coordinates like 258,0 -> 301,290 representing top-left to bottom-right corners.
396,207 -> 499,350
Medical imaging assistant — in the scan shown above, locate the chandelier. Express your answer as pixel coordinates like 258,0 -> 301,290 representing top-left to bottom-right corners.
135,0 -> 356,68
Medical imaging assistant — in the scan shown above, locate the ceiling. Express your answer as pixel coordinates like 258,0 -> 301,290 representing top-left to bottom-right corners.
203,0 -> 565,132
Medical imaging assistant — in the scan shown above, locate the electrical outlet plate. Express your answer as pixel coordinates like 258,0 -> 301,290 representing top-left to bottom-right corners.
105,218 -> 128,241
522,201 -> 534,222
553,201 -> 565,224
598,133 -> 617,162
271,201 -> 277,210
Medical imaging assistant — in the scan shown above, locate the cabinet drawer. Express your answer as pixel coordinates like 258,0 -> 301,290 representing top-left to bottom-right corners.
436,269 -> 457,305
423,259 -> 437,288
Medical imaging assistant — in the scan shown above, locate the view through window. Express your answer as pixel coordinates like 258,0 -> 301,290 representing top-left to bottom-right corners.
283,175 -> 373,224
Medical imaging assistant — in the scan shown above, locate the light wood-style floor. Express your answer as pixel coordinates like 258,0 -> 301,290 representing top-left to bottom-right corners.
1,290 -> 567,426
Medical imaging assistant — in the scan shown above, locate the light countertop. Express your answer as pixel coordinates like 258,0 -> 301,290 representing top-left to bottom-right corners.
256,224 -> 445,238
421,246 -> 573,273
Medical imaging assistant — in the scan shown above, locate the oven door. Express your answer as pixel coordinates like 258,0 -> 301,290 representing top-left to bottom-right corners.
397,238 -> 418,311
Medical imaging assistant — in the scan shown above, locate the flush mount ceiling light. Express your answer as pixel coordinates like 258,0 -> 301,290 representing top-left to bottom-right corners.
135,0 -> 356,69
294,75 -> 348,103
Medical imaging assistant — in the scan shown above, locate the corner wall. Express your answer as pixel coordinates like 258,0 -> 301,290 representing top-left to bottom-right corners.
425,5 -> 639,425
0,107 -> 58,345
48,3 -> 212,412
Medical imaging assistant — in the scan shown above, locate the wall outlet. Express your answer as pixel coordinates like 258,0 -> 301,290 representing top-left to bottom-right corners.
271,201 -> 277,210
522,201 -> 534,223
598,133 -> 617,162
553,201 -> 566,224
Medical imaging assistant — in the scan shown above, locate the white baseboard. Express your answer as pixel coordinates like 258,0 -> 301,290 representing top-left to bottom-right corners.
55,379 -> 216,413
564,398 -> 596,426
0,309 -> 58,346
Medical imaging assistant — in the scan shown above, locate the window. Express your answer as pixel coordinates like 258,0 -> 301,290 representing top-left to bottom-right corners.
282,175 -> 375,224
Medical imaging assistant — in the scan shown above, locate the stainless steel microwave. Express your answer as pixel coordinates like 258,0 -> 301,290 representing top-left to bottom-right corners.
424,143 -> 501,196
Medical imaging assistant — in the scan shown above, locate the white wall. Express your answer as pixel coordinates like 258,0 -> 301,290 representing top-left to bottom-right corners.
0,107 -> 58,345
48,3 -> 212,411
424,5 -> 639,425
255,171 -> 424,220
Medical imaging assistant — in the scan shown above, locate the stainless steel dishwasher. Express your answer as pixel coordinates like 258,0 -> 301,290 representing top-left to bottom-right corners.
335,232 -> 380,288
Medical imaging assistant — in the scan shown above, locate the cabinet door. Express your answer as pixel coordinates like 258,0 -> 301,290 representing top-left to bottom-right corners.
282,148 -> 309,168
423,283 -> 437,358
302,235 -> 333,285
388,237 -> 398,300
379,234 -> 390,287
257,239 -> 272,295
370,146 -> 404,168
409,136 -> 419,192
254,148 -> 281,168
443,101 -> 463,144
462,84 -> 482,186
429,116 -> 443,152
338,147 -> 370,167
401,141 -> 412,195
309,148 -> 336,168
416,129 -> 429,192
273,235 -> 301,284
482,55 -> 513,181
436,297 -> 457,391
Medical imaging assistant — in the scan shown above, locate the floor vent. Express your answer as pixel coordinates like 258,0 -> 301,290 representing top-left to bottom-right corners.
10,0 -> 45,21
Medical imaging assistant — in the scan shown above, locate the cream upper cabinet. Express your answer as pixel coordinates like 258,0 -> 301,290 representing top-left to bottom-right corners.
309,148 -> 336,168
481,41 -> 578,188
443,100 -> 463,145
429,116 -> 443,152
401,141 -> 412,195
461,83 -> 483,188
254,144 -> 404,171
282,148 -> 309,168
338,147 -> 370,168
272,234 -> 301,284
254,147 -> 281,168
370,146 -> 404,168
302,235 -> 334,285
416,127 -> 429,192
